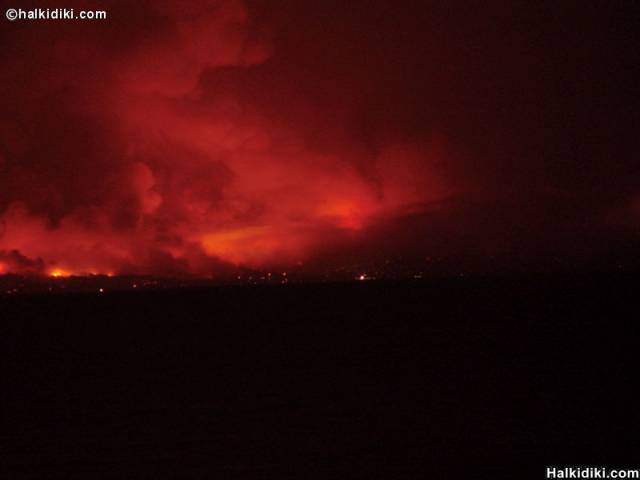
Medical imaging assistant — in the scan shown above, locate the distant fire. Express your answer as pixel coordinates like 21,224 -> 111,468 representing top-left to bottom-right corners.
0,0 -> 453,277
49,269 -> 72,278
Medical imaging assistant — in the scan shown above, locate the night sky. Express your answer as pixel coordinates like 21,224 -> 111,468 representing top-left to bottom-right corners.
0,0 -> 638,277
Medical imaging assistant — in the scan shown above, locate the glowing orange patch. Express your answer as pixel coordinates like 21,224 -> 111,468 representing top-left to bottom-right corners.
49,269 -> 72,278
200,226 -> 285,264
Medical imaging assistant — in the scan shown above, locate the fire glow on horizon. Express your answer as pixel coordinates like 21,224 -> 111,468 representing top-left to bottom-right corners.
49,269 -> 70,278
0,0 -> 453,277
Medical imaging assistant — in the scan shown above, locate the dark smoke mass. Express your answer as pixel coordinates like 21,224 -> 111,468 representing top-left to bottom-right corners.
0,0 -> 637,276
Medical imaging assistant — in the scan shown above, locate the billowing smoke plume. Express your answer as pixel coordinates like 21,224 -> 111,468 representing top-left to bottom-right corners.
2,0 -> 636,276
0,0 -> 453,276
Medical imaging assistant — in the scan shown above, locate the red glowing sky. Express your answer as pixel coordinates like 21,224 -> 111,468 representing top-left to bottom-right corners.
0,0 -> 638,276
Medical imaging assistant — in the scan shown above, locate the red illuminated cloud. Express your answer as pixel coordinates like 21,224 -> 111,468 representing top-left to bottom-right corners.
0,0 -> 456,276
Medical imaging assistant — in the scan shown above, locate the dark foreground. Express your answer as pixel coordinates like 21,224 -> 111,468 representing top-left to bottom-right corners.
1,275 -> 638,478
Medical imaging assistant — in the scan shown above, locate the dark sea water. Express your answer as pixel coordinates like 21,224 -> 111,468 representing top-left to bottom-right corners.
1,276 -> 637,478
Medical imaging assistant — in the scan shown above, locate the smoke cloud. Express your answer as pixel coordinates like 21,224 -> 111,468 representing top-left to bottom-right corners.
0,0 -> 637,275
0,0 -> 455,275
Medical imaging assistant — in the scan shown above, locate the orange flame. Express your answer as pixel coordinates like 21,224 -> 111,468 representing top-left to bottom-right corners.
49,269 -> 72,278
